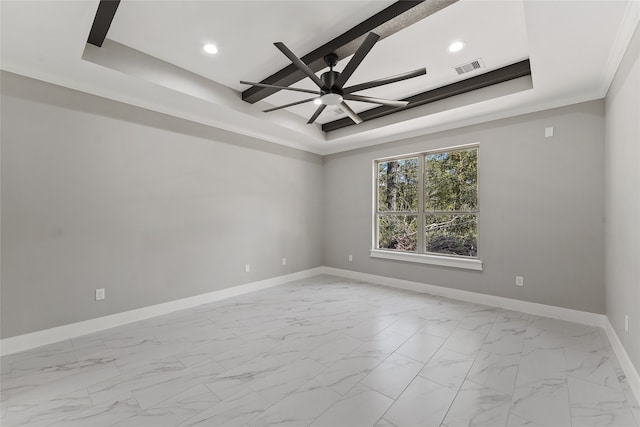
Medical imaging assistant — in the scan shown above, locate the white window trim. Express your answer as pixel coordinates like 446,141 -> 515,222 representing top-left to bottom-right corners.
372,143 -> 482,270
369,249 -> 483,271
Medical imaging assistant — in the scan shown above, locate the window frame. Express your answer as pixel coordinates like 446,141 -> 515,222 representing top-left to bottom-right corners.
371,143 -> 482,271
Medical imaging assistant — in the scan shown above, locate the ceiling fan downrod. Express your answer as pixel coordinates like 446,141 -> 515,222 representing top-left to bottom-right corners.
319,53 -> 343,105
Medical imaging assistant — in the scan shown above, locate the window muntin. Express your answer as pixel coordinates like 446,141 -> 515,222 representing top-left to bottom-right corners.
375,145 -> 479,258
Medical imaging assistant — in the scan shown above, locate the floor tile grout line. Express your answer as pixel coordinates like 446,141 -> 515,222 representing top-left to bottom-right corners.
196,318 -> 392,427
373,358 -> 428,425
436,334 -> 485,426
561,320 -> 576,427
505,323 -> 525,424
370,324 -> 449,426
302,300 -> 446,426
561,324 -> 639,427
377,318 -> 484,426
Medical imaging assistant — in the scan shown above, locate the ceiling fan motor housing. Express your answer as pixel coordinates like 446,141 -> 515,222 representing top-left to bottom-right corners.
321,70 -> 342,95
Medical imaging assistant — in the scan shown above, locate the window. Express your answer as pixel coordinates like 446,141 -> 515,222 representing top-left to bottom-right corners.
373,145 -> 480,269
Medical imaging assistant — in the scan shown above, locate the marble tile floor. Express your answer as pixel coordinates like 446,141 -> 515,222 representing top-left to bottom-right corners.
1,275 -> 638,427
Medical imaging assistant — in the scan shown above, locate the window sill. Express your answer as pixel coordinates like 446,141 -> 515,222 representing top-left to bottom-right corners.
369,249 -> 483,271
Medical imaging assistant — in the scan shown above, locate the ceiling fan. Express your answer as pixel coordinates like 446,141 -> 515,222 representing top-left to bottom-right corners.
240,32 -> 427,125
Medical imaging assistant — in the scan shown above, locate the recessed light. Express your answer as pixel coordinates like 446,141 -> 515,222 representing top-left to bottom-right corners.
203,43 -> 218,54
448,41 -> 464,53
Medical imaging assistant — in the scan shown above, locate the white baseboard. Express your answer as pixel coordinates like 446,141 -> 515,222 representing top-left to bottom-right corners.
320,267 -> 605,327
604,317 -> 640,404
0,267 -> 324,356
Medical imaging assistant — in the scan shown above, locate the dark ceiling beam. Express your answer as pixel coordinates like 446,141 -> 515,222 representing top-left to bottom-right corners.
87,0 -> 121,47
322,59 -> 532,132
242,0 -> 458,104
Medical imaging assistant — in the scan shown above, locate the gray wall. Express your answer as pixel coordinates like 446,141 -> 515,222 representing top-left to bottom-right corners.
0,71 -> 613,340
0,72 -> 324,338
605,22 -> 640,371
324,100 -> 606,314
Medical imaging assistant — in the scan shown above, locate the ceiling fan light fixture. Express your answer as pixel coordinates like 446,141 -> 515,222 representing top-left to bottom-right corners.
313,98 -> 322,105
203,43 -> 218,54
448,41 -> 464,53
320,93 -> 343,106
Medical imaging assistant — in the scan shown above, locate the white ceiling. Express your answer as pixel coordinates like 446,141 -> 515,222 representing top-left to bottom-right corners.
1,1 -> 638,155
108,1 -> 396,92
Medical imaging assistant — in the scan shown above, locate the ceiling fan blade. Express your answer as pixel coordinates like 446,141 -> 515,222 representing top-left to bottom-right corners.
240,81 -> 321,95
334,32 -> 380,89
343,94 -> 408,108
307,104 -> 326,124
338,101 -> 363,124
343,67 -> 427,94
263,96 -> 319,113
273,42 -> 326,89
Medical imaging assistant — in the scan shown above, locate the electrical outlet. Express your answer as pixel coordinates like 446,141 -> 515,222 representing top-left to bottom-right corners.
245,264 -> 250,273
348,254 -> 353,262
282,258 -> 286,266
625,315 -> 629,332
545,127 -> 554,138
95,288 -> 105,301
515,276 -> 524,287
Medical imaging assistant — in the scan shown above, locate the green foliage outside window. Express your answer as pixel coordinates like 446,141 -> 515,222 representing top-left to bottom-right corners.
377,158 -> 418,252
378,215 -> 417,251
376,147 -> 478,257
425,150 -> 477,212
377,158 -> 418,212
425,214 -> 477,257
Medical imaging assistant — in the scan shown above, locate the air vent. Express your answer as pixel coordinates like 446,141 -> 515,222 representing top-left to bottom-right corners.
455,58 -> 483,75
